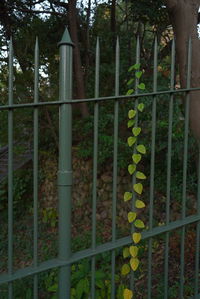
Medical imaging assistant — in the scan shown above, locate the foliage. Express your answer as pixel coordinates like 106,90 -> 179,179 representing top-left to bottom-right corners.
122,64 -> 147,299
44,257 -> 125,299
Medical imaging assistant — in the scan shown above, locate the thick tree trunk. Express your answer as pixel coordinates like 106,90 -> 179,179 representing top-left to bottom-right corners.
68,0 -> 89,117
111,0 -> 116,51
166,0 -> 200,140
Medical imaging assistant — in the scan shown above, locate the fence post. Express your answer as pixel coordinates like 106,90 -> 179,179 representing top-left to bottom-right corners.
58,28 -> 73,298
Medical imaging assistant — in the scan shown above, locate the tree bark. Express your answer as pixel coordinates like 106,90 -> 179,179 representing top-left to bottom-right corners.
166,0 -> 200,140
68,0 -> 89,117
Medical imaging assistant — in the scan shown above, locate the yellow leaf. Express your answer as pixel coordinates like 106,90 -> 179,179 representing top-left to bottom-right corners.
121,264 -> 131,276
132,154 -> 141,164
128,164 -> 136,175
133,183 -> 143,194
134,219 -> 145,228
132,127 -> 141,136
124,192 -> 132,202
136,171 -> 146,180
127,136 -> 136,147
130,257 -> 140,271
123,247 -> 130,258
132,232 -> 142,244
129,246 -> 138,258
136,144 -> 146,154
128,212 -> 137,223
135,199 -> 145,208
123,288 -> 133,299
128,109 -> 136,119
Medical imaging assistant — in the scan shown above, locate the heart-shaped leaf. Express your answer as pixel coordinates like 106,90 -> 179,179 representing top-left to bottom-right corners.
127,136 -> 136,147
138,83 -> 145,90
121,264 -> 131,276
132,127 -> 141,136
127,78 -> 134,86
124,192 -> 132,202
133,183 -> 143,194
126,89 -> 134,95
123,247 -> 130,258
128,164 -> 136,175
128,119 -> 135,128
136,144 -> 146,154
128,109 -> 136,119
135,199 -> 145,208
132,232 -> 142,244
135,71 -> 142,79
130,257 -> 139,271
128,212 -> 137,223
134,219 -> 145,228
132,154 -> 141,164
137,103 -> 144,112
128,63 -> 140,72
136,171 -> 146,180
129,246 -> 138,258
123,289 -> 133,299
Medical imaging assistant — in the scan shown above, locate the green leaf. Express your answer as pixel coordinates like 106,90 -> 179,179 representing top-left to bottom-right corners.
126,89 -> 134,95
121,264 -> 131,276
132,232 -> 142,244
138,83 -> 145,90
127,78 -> 134,86
127,119 -> 135,128
133,183 -> 143,194
136,144 -> 146,154
127,136 -> 136,147
132,127 -> 141,136
128,164 -> 136,175
128,212 -> 137,223
136,171 -> 146,180
135,71 -> 142,79
135,199 -> 145,208
76,278 -> 89,299
128,109 -> 136,119
123,247 -> 130,258
137,103 -> 144,112
130,257 -> 140,271
132,154 -> 141,164
129,246 -> 138,258
124,192 -> 132,202
128,63 -> 141,72
134,219 -> 145,228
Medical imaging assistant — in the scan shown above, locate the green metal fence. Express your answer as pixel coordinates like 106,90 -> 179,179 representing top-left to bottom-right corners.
0,28 -> 200,298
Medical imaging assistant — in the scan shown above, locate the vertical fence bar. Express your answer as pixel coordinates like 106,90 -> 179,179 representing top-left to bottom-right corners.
91,37 -> 100,299
148,36 -> 158,299
111,37 -> 119,299
130,35 -> 140,292
57,28 -> 73,299
180,38 -> 191,299
33,37 -> 39,299
164,38 -> 175,299
195,141 -> 200,297
8,37 -> 14,299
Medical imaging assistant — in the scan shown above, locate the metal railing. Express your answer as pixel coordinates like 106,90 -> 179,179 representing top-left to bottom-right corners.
0,28 -> 199,299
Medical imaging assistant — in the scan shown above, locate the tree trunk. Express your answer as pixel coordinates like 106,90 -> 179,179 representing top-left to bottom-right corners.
110,0 -> 116,52
166,0 -> 200,140
68,0 -> 89,117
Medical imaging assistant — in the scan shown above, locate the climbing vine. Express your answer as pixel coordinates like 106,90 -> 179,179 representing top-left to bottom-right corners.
122,63 -> 146,299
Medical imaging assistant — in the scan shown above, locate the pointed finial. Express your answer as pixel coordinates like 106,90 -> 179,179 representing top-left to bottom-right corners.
58,27 -> 74,47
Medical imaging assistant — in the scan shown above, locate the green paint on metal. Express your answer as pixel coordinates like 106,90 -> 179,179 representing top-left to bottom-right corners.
58,28 -> 73,299
58,27 -> 74,47
0,32 -> 200,299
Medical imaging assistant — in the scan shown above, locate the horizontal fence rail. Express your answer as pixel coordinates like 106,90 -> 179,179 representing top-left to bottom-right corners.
0,28 -> 200,299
